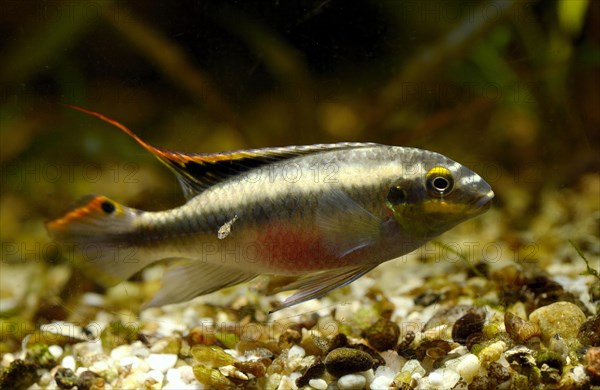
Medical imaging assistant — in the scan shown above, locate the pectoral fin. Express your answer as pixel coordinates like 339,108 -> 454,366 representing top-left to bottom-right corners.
317,189 -> 383,258
143,261 -> 257,308
269,264 -> 378,313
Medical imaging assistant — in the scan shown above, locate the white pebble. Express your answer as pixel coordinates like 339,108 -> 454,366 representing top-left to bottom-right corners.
428,368 -> 460,389
38,371 -> 53,386
89,360 -> 110,375
131,341 -> 151,358
178,365 -> 196,384
374,365 -> 396,380
401,359 -> 426,376
429,371 -> 444,386
370,375 -> 393,390
455,354 -> 480,384
82,292 -> 105,307
288,345 -> 305,361
308,378 -> 328,390
277,375 -> 294,390
359,369 -> 374,383
1,353 -> 14,367
120,356 -> 143,370
147,353 -> 178,373
111,345 -> 133,361
338,373 -> 366,390
147,369 -> 165,385
48,345 -> 63,359
166,368 -> 181,383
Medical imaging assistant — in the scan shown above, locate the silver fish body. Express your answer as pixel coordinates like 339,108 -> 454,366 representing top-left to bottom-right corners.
47,108 -> 494,311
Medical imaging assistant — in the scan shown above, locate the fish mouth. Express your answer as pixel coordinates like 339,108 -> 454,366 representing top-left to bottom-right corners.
473,190 -> 495,210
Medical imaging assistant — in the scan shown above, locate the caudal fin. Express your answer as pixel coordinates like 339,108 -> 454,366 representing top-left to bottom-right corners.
46,195 -> 149,286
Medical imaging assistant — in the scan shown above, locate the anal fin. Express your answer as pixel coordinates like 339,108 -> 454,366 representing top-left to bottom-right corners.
268,264 -> 378,313
143,261 -> 257,308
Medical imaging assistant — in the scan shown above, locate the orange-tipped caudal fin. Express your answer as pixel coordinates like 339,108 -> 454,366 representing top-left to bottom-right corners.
46,195 -> 148,286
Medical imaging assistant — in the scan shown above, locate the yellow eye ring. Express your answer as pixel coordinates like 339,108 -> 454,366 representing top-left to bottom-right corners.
426,166 -> 454,197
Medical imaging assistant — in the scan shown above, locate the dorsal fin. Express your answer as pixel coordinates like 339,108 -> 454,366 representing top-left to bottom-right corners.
67,105 -> 378,199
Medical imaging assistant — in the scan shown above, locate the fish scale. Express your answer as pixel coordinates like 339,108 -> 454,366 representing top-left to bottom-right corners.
47,106 -> 494,311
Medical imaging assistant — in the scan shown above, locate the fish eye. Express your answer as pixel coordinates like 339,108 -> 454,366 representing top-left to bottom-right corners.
101,200 -> 116,214
426,167 -> 454,197
387,186 -> 408,204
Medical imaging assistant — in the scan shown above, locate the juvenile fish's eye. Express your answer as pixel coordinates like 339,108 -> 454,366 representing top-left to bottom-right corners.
387,186 -> 408,204
426,167 -> 454,197
101,200 -> 116,214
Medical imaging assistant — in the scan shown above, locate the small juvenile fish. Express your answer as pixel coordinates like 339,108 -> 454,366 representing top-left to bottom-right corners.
47,107 -> 494,311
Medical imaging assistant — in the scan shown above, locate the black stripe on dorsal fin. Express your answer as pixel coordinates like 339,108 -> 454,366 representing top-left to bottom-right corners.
67,105 -> 379,199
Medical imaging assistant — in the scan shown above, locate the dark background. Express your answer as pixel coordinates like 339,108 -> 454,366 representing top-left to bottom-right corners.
1,0 -> 598,234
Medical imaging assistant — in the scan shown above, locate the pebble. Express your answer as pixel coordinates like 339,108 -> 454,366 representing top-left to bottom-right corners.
190,345 -> 235,368
54,367 -> 77,389
48,345 -> 63,359
288,345 -> 306,361
529,301 -> 586,342
504,311 -> 541,344
82,292 -> 105,307
428,368 -> 460,389
363,318 -> 400,351
337,373 -> 366,390
585,347 -> 600,378
178,365 -> 197,384
324,348 -> 375,377
370,374 -> 393,389
61,355 -> 76,371
401,359 -> 426,377
147,353 -> 178,373
120,356 -> 149,372
577,314 -> 600,346
452,309 -> 485,344
308,378 -> 328,389
110,344 -> 133,361
147,369 -> 164,385
454,353 -> 480,383
166,368 -> 181,383
477,341 -> 506,364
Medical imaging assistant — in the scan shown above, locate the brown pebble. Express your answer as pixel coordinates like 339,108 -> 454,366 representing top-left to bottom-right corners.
465,332 -> 485,352
348,343 -> 386,368
397,331 -> 416,359
453,309 -> 485,344
504,311 -> 541,344
585,347 -> 600,379
505,346 -> 536,372
278,328 -> 302,350
295,356 -> 325,387
363,318 -> 400,351
468,374 -> 496,390
76,370 -> 103,390
415,340 -> 453,361
326,333 -> 349,353
487,362 -> 510,383
578,315 -> 600,347
55,368 -> 77,389
233,360 -> 267,378
324,347 -> 375,377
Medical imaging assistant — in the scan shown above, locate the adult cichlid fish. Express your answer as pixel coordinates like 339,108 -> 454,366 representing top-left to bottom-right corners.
47,106 -> 494,312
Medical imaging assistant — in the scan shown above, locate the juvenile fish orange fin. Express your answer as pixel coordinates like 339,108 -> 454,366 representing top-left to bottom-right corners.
269,264 -> 378,313
143,261 -> 257,308
67,105 -> 379,199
